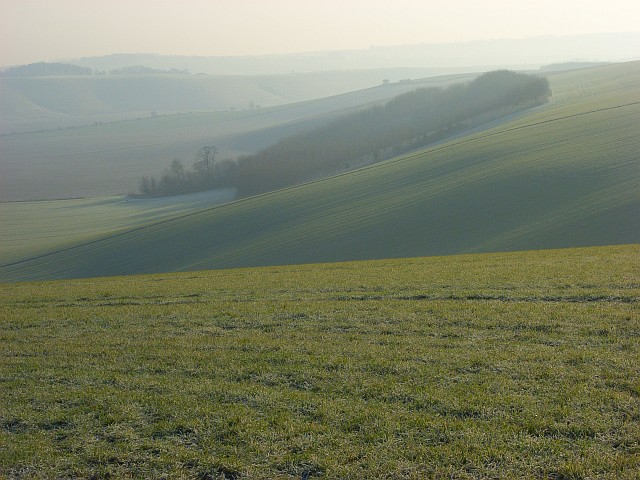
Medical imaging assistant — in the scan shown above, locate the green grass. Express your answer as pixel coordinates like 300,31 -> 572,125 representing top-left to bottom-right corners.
2,62 -> 638,282
1,245 -> 638,478
0,190 -> 236,265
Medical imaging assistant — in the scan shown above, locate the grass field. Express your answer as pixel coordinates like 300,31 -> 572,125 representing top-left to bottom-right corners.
1,61 -> 638,282
1,245 -> 638,478
0,190 -> 236,264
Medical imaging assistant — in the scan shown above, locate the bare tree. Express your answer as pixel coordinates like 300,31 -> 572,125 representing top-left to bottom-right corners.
193,146 -> 217,177
138,175 -> 159,196
170,158 -> 185,182
139,176 -> 152,195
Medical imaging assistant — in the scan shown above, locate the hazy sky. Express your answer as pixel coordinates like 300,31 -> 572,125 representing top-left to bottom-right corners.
1,0 -> 639,66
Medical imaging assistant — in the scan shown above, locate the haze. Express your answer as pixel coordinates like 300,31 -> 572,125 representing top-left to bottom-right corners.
2,0 -> 640,67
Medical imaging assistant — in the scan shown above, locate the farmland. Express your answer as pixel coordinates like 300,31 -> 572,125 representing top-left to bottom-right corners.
1,68 -> 457,133
1,244 -> 638,478
0,71 -> 476,201
1,61 -> 638,282
0,190 -> 235,265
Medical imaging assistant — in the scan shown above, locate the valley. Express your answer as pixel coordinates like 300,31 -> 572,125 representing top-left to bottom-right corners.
1,62 -> 638,282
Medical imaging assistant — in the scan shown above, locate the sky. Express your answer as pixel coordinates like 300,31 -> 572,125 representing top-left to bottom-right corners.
1,0 -> 639,66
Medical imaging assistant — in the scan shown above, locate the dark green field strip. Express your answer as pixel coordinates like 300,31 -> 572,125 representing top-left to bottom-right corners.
3,245 -> 638,306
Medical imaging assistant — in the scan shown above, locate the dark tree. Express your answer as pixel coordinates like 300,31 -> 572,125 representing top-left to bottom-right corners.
193,146 -> 217,177
170,159 -> 185,182
139,176 -> 153,196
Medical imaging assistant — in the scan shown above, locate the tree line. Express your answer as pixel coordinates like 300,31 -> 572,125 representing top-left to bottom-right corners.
137,70 -> 550,198
137,146 -> 237,197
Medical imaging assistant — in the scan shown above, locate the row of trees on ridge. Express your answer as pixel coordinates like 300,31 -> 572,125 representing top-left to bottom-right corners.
137,70 -> 550,198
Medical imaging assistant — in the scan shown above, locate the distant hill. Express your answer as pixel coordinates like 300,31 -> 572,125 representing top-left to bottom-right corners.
67,33 -> 640,75
107,65 -> 189,75
0,72 -> 477,201
138,70 -> 550,198
1,61 -> 638,282
0,62 -> 93,77
540,62 -> 610,71
0,68 -> 466,134
0,61 -> 191,77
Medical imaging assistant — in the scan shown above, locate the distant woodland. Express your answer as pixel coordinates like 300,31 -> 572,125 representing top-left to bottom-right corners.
137,70 -> 550,198
0,62 -> 94,77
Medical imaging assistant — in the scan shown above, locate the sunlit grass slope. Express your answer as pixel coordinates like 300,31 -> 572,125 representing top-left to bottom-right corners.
1,245 -> 638,478
1,62 -> 638,282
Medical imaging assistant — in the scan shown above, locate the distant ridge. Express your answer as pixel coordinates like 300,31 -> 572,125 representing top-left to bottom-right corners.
66,33 -> 640,75
0,62 -> 93,77
540,61 -> 610,71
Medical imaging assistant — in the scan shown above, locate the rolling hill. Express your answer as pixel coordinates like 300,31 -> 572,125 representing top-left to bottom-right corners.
0,72 -> 477,201
67,33 -> 640,75
0,190 -> 236,266
0,61 -> 638,282
0,68 -> 464,134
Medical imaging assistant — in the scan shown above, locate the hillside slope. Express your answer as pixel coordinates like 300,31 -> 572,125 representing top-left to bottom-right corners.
0,190 -> 236,265
1,62 -> 638,282
0,68 -> 463,134
0,72 -> 475,201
